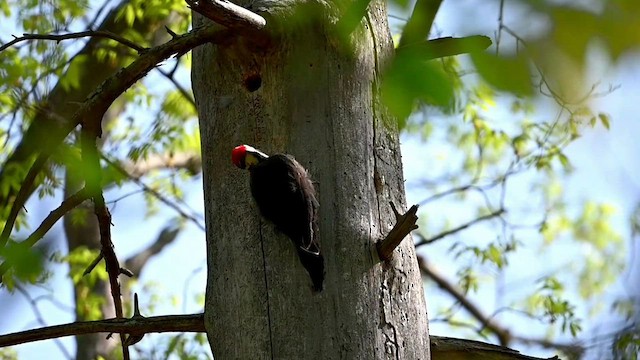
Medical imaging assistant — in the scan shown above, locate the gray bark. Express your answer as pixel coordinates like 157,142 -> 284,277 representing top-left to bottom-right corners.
192,1 -> 430,359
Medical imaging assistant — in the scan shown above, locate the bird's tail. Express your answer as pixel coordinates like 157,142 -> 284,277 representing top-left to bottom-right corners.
297,247 -> 325,292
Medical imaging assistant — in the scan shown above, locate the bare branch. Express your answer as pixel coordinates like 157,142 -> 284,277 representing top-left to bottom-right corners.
156,68 -> 196,107
414,209 -> 505,247
83,252 -> 103,276
418,256 -> 512,345
80,117 -> 130,358
186,0 -> 268,45
124,222 -> 182,275
376,203 -> 419,261
103,155 -> 206,231
430,335 -> 560,360
0,314 -> 205,348
14,285 -> 73,359
0,309 -> 562,360
0,30 -> 147,53
121,152 -> 202,178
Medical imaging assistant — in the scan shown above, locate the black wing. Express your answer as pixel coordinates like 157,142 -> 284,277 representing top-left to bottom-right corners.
250,154 -> 318,249
249,154 -> 324,290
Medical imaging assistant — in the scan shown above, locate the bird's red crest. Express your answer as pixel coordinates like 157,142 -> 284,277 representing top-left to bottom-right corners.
231,145 -> 247,168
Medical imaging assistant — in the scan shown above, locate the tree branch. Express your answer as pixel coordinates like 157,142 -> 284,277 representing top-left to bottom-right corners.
124,222 -> 182,276
0,314 -> 205,348
418,255 -> 512,346
13,284 -> 72,358
120,152 -> 202,178
103,155 -> 205,231
0,30 -> 146,53
377,202 -> 419,261
186,0 -> 268,45
0,311 -> 559,360
80,114 -> 131,358
414,209 -> 505,247
430,335 -> 560,360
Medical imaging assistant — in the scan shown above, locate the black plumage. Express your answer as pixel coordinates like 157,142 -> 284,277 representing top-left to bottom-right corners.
233,146 -> 325,291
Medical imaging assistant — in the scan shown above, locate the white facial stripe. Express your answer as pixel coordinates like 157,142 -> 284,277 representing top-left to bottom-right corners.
245,145 -> 268,159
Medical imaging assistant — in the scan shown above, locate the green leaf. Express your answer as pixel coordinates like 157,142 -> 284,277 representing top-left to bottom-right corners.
60,55 -> 88,91
118,4 -> 136,26
598,113 -> 610,129
0,1 -> 10,16
0,240 -> 45,286
381,51 -> 454,125
470,51 -> 533,97
557,153 -> 570,170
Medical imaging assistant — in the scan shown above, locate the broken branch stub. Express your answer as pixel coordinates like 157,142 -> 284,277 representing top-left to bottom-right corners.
377,202 -> 419,261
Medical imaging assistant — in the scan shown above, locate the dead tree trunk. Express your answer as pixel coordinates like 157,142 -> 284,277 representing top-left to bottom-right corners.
192,1 -> 430,358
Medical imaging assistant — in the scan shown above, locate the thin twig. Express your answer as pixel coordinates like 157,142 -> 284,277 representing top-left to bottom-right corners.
103,155 -> 205,231
23,188 -> 92,249
414,209 -> 505,247
83,252 -> 103,276
80,114 -> 129,358
0,30 -> 146,53
156,67 -> 196,106
124,223 -> 182,275
14,284 -> 73,359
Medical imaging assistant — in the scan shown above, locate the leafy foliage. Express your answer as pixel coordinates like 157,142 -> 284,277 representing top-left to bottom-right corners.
0,240 -> 46,290
1,0 -> 639,358
382,0 -> 640,356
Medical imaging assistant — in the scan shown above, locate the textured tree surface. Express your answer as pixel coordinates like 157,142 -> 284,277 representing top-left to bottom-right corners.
192,1 -> 430,358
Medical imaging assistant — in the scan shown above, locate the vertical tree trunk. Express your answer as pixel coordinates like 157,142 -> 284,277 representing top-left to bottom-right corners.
192,1 -> 430,358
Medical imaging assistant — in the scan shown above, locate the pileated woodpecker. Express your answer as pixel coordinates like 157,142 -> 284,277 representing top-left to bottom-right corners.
231,144 -> 325,292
